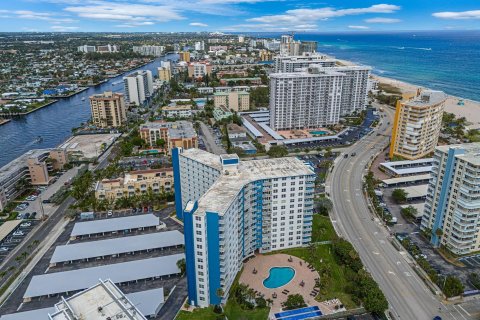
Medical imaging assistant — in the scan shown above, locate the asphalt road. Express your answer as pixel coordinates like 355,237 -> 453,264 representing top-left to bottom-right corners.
326,105 -> 471,320
199,121 -> 226,155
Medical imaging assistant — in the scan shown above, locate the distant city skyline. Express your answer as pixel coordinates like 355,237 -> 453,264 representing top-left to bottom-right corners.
0,0 -> 479,33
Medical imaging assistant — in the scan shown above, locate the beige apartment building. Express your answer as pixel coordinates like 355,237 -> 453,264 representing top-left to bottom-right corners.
179,51 -> 190,62
158,67 -> 171,82
139,121 -> 198,154
213,91 -> 250,112
95,168 -> 174,200
89,91 -> 127,128
390,90 -> 447,160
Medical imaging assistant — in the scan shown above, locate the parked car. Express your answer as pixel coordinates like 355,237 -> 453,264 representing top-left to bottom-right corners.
20,222 -> 31,228
13,231 -> 24,237
107,210 -> 113,217
0,247 -> 9,252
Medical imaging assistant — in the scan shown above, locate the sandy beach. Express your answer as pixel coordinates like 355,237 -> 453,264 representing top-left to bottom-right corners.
337,58 -> 480,130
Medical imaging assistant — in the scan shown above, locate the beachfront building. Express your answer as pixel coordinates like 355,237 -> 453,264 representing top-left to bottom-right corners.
123,70 -> 154,106
89,91 -> 126,128
158,67 -> 172,82
187,62 -> 212,80
95,168 -> 174,200
213,91 -> 250,112
420,143 -> 480,255
139,121 -> 198,153
133,45 -> 165,57
273,54 -> 335,73
172,148 -> 315,307
390,90 -> 447,160
269,66 -> 344,130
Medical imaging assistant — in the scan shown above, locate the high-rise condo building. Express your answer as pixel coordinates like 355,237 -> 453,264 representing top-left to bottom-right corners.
274,54 -> 336,73
420,143 -> 480,255
89,91 -> 126,128
158,67 -> 172,82
179,51 -> 191,62
133,45 -> 165,57
390,90 -> 447,160
269,66 -> 343,130
172,148 -> 315,307
213,91 -> 250,112
269,64 -> 370,130
123,70 -> 154,106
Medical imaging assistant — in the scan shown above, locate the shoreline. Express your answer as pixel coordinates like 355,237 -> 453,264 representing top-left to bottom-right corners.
0,118 -> 11,126
0,99 -> 58,117
336,58 -> 480,130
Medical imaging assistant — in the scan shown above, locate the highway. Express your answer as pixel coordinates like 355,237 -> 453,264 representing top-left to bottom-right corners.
326,105 -> 470,320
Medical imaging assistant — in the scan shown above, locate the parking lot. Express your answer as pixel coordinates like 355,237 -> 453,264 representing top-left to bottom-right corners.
0,220 -> 37,262
459,255 -> 480,268
0,204 -> 186,318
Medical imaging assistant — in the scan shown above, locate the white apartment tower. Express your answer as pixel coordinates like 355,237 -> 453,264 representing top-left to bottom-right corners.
123,70 -> 154,106
274,54 -> 336,73
421,143 -> 480,255
173,148 -> 315,307
269,66 -> 344,130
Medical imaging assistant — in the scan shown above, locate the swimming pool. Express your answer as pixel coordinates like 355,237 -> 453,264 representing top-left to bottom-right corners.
310,130 -> 328,135
263,267 -> 295,289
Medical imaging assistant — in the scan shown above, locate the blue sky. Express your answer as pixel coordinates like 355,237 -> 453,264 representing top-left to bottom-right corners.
0,0 -> 479,32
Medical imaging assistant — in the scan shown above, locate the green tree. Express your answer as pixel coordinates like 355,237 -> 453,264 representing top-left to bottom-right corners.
315,196 -> 333,216
177,258 -> 186,276
267,145 -> 288,158
392,188 -> 408,204
283,294 -> 307,310
442,276 -> 464,298
401,205 -> 418,220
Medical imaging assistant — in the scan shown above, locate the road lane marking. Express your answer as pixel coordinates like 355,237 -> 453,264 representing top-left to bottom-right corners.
458,305 -> 471,317
388,271 -> 396,276
372,251 -> 380,255
404,272 -> 412,277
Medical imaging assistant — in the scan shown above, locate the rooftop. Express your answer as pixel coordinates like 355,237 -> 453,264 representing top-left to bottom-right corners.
436,143 -> 480,165
0,149 -> 50,185
49,279 -> 146,320
50,230 -> 184,264
70,214 -> 159,237
181,148 -> 314,215
24,254 -> 184,299
404,90 -> 447,107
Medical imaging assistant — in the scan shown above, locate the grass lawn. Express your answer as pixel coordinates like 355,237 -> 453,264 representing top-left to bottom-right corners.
312,215 -> 337,242
176,301 -> 269,320
176,306 -> 219,320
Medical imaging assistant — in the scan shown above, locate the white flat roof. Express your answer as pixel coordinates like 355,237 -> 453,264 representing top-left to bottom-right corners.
0,220 -> 21,243
258,122 -> 284,140
382,174 -> 431,186
241,117 -> 263,138
70,214 -> 159,237
401,184 -> 429,199
24,254 -> 184,299
1,288 -> 165,320
51,231 -> 184,264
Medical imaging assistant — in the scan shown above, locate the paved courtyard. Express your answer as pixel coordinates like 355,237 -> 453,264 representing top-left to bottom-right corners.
239,254 -> 341,316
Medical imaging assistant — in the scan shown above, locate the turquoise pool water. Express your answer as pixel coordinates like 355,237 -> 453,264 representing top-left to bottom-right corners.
263,267 -> 295,289
310,130 -> 328,135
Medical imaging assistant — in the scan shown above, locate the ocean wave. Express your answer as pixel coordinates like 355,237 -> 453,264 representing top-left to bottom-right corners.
408,47 -> 432,51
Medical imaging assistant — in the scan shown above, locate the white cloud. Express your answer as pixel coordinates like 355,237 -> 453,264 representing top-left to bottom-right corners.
51,25 -> 80,31
190,22 -> 208,27
64,2 -> 184,23
432,10 -> 480,20
244,3 -> 400,31
365,17 -> 401,23
348,25 -> 369,29
8,10 -> 76,23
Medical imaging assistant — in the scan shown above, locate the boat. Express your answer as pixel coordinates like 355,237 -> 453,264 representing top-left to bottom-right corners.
81,97 -> 85,101
35,136 -> 43,143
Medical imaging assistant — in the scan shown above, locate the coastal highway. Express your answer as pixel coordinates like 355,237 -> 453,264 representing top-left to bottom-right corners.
326,105 -> 470,320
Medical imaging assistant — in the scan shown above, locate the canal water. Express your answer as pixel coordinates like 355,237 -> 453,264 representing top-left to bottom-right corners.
0,55 -> 176,167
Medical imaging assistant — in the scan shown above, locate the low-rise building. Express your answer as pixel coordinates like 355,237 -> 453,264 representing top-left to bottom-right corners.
214,91 -> 250,112
213,106 -> 234,122
139,121 -> 198,153
188,62 -> 212,80
163,105 -> 193,118
95,168 -> 174,200
227,123 -> 247,139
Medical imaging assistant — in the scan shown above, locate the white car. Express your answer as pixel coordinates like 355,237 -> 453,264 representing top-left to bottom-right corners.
20,222 -> 31,228
0,247 -> 9,252
13,231 -> 24,237
107,210 -> 113,216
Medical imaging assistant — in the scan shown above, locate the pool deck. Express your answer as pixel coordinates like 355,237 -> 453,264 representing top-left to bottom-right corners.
240,253 -> 339,317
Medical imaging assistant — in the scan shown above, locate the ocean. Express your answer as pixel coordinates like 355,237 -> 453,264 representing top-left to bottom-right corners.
262,31 -> 480,102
